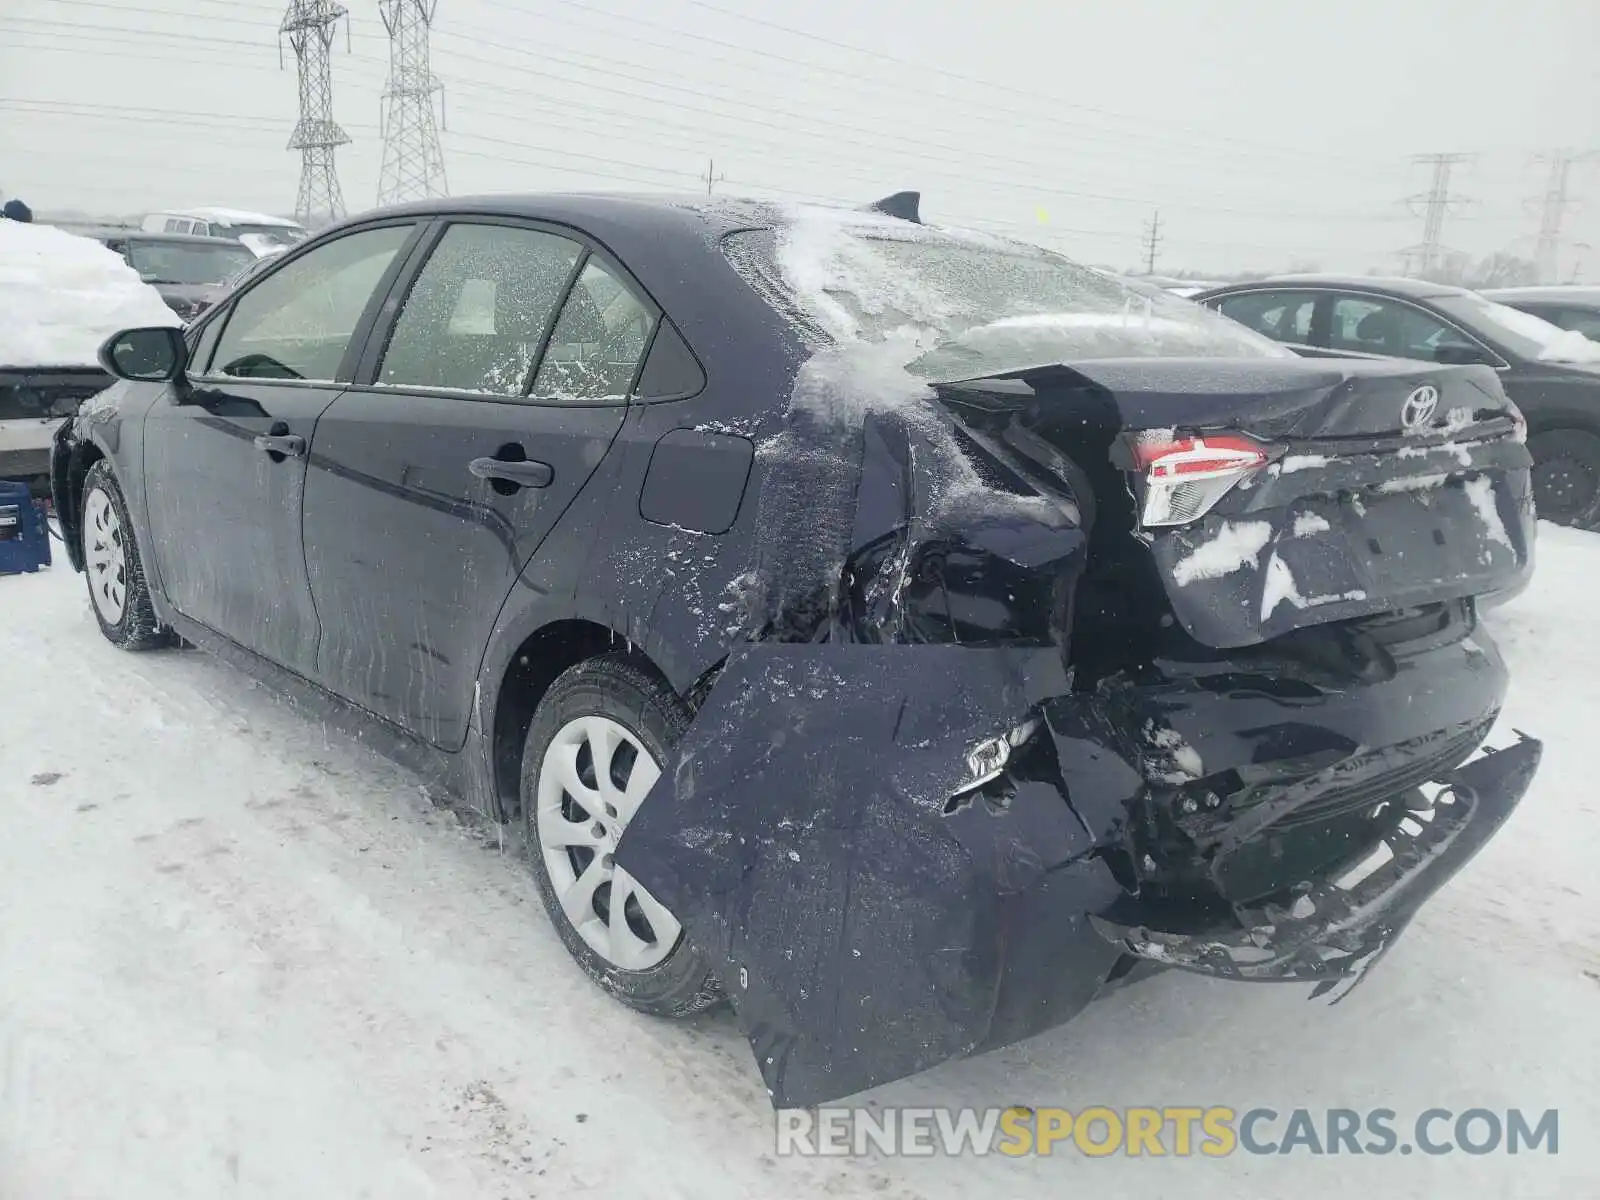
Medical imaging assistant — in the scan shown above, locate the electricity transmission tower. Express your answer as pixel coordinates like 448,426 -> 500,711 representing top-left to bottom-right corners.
1402,153 -> 1473,278
1530,149 -> 1595,284
281,0 -> 351,226
376,0 -> 448,208
1141,209 -> 1162,274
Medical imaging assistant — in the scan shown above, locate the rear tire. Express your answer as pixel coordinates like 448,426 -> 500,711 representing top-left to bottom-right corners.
80,459 -> 175,651
1528,427 -> 1600,530
519,654 -> 722,1017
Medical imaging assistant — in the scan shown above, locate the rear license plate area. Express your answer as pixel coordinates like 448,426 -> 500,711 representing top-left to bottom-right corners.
1340,476 -> 1517,591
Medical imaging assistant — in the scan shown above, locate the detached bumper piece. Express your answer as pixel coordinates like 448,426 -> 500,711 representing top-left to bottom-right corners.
615,643 -> 1137,1110
1091,735 -> 1542,988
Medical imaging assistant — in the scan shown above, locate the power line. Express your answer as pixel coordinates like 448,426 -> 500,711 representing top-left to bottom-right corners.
0,98 -> 1430,260
553,0 -> 1381,170
377,0 -> 448,207
280,0 -> 353,225
2,14 -> 1420,224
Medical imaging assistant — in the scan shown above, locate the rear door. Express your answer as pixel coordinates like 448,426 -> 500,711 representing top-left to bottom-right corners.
301,218 -> 656,748
1210,289 -> 1324,354
142,221 -> 420,673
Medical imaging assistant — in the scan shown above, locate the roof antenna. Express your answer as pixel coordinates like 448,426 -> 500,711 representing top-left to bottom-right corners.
865,191 -> 921,223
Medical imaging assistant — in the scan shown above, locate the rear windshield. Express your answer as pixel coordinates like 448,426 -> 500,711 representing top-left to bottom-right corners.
1431,293 -> 1569,359
127,239 -> 257,286
723,212 -> 1292,380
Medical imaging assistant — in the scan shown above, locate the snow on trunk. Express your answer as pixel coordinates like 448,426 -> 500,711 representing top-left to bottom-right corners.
0,220 -> 178,368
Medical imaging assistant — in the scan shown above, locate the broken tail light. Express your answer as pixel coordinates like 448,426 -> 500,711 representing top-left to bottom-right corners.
1133,433 -> 1271,527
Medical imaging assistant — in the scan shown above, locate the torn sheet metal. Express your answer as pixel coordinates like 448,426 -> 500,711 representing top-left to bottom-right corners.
614,643 -> 1135,1109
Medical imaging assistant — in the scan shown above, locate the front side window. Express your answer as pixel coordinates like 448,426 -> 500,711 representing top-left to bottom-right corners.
378,223 -> 582,395
531,258 -> 656,401
209,224 -> 412,382
1326,296 -> 1472,360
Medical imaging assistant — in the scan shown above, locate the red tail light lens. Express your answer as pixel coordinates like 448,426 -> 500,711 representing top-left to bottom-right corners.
1133,433 -> 1271,527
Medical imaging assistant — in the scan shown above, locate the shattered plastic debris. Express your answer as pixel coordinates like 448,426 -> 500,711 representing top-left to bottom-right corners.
1171,520 -> 1272,586
1143,722 -> 1204,782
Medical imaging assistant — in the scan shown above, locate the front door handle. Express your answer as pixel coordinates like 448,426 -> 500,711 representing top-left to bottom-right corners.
468,456 -> 553,489
253,423 -> 306,459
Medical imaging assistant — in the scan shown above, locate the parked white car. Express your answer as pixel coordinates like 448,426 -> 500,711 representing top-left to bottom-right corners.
141,207 -> 309,257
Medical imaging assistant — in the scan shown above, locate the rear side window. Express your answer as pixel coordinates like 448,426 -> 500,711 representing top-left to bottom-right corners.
377,223 -> 582,395
531,258 -> 656,402
1216,291 -> 1315,342
210,224 -> 412,382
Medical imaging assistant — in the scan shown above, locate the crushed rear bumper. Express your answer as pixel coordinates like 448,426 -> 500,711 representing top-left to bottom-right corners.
616,638 -> 1539,1108
1092,735 -> 1541,988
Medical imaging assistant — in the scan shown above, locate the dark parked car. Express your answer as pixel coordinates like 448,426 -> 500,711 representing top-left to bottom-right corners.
83,229 -> 259,320
1480,285 -> 1600,340
1194,275 -> 1600,527
53,195 -> 1541,1107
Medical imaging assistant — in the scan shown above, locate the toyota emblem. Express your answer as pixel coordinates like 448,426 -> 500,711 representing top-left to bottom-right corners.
1401,385 -> 1440,430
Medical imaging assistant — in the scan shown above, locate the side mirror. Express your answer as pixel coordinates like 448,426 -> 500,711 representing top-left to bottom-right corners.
1433,343 -> 1493,367
97,326 -> 187,383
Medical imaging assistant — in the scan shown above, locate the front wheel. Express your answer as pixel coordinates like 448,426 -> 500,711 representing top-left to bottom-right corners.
1528,427 -> 1600,530
519,654 -> 722,1017
80,459 -> 175,650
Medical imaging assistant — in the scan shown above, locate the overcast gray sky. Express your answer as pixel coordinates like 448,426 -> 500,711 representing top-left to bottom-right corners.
3,0 -> 1598,274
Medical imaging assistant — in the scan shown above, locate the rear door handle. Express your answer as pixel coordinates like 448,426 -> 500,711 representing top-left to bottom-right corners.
253,433 -> 306,458
468,457 -> 553,489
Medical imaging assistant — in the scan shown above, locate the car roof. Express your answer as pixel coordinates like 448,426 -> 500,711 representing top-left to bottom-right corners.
1479,285 -> 1600,306
1199,274 -> 1471,300
154,207 -> 303,227
346,192 -> 783,239
82,227 -> 252,246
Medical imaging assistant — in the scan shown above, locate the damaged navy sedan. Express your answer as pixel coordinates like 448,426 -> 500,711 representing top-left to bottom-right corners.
53,191 -> 1541,1108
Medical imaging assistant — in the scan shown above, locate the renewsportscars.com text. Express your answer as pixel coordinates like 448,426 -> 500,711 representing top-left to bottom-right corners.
775,1105 -> 1559,1158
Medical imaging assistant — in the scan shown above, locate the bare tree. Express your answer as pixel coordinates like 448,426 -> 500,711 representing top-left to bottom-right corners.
1468,252 -> 1540,288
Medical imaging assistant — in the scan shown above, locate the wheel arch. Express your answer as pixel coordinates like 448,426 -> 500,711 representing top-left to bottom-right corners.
55,434 -> 107,571
484,616 -> 711,820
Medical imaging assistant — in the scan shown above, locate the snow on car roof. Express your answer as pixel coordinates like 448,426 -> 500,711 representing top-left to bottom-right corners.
0,220 -> 179,368
180,207 -> 303,228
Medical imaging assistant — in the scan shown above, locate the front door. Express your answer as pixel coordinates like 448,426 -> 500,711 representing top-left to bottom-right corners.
301,220 -> 655,748
142,222 -> 419,673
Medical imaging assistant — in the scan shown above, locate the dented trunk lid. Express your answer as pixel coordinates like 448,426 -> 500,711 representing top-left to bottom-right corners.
930,356 -> 1535,650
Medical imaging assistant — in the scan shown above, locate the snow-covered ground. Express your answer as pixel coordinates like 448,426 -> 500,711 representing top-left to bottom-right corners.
2,528 -> 1597,1199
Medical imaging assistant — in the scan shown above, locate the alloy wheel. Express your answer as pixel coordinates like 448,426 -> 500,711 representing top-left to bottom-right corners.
84,487 -> 127,624
535,714 -> 682,971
